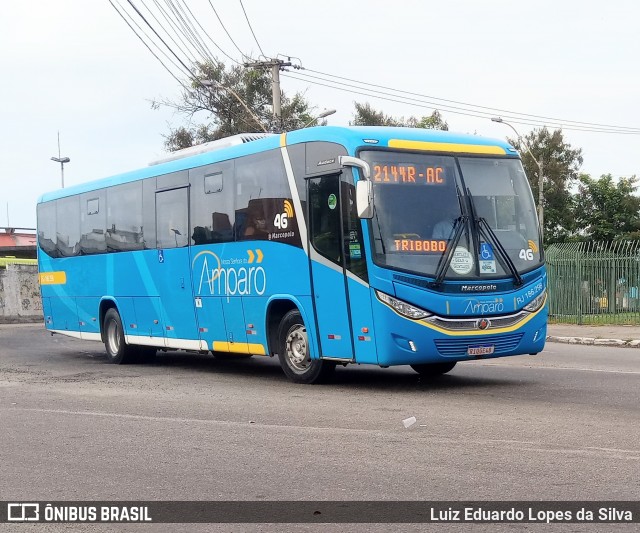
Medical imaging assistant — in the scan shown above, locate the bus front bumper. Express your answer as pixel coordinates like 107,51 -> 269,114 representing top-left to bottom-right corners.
371,300 -> 548,367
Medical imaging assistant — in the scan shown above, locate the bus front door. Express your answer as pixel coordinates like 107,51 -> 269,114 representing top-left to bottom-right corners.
307,174 -> 355,361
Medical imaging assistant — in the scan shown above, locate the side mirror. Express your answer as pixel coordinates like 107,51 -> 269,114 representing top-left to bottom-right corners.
339,156 -> 370,180
356,180 -> 374,219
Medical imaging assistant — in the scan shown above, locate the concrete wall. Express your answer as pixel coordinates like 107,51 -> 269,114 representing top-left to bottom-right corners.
0,264 -> 42,323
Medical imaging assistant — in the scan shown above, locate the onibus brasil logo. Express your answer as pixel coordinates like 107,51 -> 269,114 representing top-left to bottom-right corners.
193,250 -> 266,301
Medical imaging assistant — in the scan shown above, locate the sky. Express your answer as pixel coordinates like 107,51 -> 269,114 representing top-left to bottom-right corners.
1,0 -> 639,229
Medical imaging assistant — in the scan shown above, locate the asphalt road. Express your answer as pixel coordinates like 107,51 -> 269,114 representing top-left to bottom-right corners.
1,324 -> 639,530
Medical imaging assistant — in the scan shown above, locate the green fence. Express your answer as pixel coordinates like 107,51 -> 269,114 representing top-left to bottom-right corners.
546,241 -> 640,324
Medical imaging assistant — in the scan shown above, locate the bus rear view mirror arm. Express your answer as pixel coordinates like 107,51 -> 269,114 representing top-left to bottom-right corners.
339,156 -> 371,180
339,156 -> 373,219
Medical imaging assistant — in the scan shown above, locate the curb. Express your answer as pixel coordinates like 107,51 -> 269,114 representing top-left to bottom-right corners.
546,335 -> 640,348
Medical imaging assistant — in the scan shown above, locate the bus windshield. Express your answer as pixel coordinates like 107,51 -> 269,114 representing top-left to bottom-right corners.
362,150 -> 542,280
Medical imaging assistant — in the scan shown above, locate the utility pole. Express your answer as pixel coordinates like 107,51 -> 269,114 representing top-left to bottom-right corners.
244,58 -> 291,132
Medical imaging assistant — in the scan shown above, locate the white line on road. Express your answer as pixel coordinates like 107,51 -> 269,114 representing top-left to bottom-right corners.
4,407 -> 639,461
476,363 -> 640,374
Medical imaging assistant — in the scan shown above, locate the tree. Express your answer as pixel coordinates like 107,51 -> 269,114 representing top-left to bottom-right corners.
351,102 -> 448,130
153,61 -> 316,151
508,128 -> 583,243
573,174 -> 640,241
409,110 -> 449,130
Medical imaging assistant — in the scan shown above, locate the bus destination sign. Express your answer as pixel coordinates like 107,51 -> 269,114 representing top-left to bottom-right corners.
373,164 -> 446,185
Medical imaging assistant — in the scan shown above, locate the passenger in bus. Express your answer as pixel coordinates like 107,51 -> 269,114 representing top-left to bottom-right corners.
432,218 -> 456,240
243,208 -> 268,238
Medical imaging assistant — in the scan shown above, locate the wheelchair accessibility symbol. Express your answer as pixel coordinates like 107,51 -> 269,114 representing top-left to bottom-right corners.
480,243 -> 494,261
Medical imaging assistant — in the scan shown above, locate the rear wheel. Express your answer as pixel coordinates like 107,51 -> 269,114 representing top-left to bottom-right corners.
277,310 -> 335,384
103,308 -> 137,364
410,361 -> 457,377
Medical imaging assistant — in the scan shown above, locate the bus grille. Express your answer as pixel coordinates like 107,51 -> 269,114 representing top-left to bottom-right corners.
434,333 -> 523,357
427,311 -> 529,331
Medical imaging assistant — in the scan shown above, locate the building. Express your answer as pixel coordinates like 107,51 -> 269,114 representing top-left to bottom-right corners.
0,227 -> 37,264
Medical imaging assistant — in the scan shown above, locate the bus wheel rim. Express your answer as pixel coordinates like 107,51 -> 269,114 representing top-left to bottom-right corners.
107,319 -> 120,355
285,325 -> 309,372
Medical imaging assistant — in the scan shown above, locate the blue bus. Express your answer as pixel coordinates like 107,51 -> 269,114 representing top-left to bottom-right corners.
37,126 -> 547,383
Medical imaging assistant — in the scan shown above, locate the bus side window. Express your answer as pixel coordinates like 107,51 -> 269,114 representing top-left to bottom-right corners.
156,188 -> 189,249
80,191 -> 106,255
37,201 -> 58,258
142,178 -> 156,249
190,162 -> 235,245
235,149 -> 299,245
106,182 -> 144,252
309,175 -> 342,264
56,196 -> 81,257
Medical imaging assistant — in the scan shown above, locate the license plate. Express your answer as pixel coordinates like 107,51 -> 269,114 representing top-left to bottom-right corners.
467,345 -> 495,356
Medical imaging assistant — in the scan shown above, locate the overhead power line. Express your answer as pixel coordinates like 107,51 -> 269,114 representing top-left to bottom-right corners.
239,0 -> 265,58
303,68 -> 640,133
282,69 -> 640,135
163,0 -> 215,64
145,0 -> 201,65
125,0 -> 200,83
207,0 -> 247,61
109,0 -> 191,87
116,0 -> 266,131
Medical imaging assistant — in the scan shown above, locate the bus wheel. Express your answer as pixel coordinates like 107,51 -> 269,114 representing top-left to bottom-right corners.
410,361 -> 457,377
103,308 -> 136,364
277,310 -> 335,384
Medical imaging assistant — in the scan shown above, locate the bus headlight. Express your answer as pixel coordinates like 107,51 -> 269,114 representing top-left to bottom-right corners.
524,290 -> 547,312
376,290 -> 432,320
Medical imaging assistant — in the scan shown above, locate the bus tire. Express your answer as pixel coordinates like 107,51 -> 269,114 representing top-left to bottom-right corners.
410,361 -> 457,377
277,310 -> 335,384
103,308 -> 136,364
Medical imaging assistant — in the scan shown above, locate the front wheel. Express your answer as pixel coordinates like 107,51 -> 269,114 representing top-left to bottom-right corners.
410,361 -> 457,377
277,310 -> 335,384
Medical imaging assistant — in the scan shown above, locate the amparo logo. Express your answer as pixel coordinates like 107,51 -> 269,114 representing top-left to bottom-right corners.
464,297 -> 504,315
193,251 -> 266,301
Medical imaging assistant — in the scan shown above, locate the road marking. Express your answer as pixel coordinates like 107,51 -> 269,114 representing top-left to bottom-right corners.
3,407 -> 639,460
476,363 -> 640,375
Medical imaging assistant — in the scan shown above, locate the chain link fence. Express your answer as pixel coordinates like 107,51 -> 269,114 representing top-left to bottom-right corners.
546,241 -> 640,324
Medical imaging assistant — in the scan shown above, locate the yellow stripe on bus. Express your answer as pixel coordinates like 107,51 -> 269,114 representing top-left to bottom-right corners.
39,271 -> 67,285
388,139 -> 507,155
212,341 -> 266,355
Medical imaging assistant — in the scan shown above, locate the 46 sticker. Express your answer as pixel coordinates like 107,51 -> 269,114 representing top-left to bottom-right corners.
274,199 -> 294,229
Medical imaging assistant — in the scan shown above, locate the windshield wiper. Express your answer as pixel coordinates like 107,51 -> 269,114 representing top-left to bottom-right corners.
433,215 -> 466,286
464,187 -> 523,286
477,217 -> 524,286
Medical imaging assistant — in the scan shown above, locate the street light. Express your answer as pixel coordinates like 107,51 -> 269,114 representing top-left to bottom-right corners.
51,132 -> 70,188
491,117 -> 544,234
170,228 -> 182,247
302,109 -> 336,128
